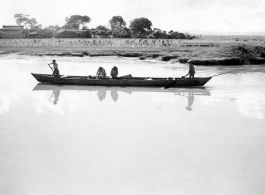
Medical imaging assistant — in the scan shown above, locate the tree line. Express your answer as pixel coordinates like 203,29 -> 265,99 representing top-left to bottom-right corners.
14,14 -> 196,39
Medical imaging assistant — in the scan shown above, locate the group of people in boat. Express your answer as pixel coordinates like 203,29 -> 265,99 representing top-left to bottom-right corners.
97,66 -> 118,79
49,59 -> 119,79
48,59 -> 195,79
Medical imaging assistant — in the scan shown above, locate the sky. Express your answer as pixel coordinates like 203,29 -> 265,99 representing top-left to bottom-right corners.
0,0 -> 265,34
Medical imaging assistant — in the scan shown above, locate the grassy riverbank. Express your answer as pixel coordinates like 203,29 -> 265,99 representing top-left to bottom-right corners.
1,35 -> 265,65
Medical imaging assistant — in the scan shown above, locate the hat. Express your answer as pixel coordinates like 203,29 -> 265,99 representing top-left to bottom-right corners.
187,60 -> 192,63
52,59 -> 56,62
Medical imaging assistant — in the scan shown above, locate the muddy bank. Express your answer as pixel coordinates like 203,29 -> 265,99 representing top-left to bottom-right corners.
35,45 -> 265,66
0,39 -> 265,65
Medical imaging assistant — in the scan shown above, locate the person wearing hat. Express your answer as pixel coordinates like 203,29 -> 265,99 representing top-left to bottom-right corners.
48,60 -> 60,77
185,60 -> 195,79
110,66 -> 118,78
96,67 -> 106,79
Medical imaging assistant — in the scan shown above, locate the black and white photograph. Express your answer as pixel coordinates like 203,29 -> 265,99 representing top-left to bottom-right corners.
0,0 -> 265,194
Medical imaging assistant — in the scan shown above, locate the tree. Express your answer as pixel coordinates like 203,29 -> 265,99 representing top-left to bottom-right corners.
109,16 -> 126,30
109,16 -> 131,38
129,17 -> 152,38
46,25 -> 59,32
63,15 -> 91,29
14,13 -> 39,29
112,26 -> 131,38
151,28 -> 168,39
95,25 -> 112,38
167,31 -> 180,39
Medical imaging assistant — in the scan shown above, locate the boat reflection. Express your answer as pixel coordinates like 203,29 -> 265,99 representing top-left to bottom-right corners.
32,84 -> 211,108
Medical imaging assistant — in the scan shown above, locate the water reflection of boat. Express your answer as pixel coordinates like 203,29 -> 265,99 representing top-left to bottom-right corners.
33,83 -> 210,94
32,83 -> 211,105
31,73 -> 212,87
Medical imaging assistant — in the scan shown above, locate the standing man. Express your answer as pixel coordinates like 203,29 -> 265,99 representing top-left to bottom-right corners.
49,60 -> 60,77
185,60 -> 195,79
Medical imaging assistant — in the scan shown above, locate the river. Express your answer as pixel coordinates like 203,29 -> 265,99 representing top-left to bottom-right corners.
0,55 -> 265,195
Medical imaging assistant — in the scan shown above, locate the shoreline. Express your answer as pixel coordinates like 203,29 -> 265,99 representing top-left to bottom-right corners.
1,38 -> 265,65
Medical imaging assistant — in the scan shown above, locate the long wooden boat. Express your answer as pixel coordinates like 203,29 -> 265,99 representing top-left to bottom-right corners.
31,73 -> 212,87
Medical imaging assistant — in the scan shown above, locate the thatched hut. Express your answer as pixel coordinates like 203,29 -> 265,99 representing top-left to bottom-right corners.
0,25 -> 25,39
54,29 -> 88,38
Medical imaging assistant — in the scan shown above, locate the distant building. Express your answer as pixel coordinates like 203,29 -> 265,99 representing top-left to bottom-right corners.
0,25 -> 25,39
3,25 -> 23,30
28,31 -> 53,39
54,29 -> 88,38
28,31 -> 40,39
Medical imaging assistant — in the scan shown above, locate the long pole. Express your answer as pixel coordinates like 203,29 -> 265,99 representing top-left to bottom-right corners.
48,64 -> 53,72
211,71 -> 232,77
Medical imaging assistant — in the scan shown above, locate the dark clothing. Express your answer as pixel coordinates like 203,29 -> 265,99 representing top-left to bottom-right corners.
97,67 -> 106,79
188,64 -> 195,79
53,68 -> 60,77
111,67 -> 118,78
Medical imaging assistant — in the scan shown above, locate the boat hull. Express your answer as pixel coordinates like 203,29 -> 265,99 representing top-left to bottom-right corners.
31,73 -> 212,87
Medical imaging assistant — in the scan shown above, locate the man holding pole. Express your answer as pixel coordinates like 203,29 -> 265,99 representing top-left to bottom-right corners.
48,60 -> 60,77
185,60 -> 195,79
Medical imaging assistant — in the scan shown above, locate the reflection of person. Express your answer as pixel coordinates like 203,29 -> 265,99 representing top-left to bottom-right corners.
185,60 -> 195,79
185,92 -> 194,111
48,60 -> 60,77
110,66 -> 118,78
111,90 -> 118,102
97,90 -> 107,101
52,90 -> 60,105
96,67 -> 106,79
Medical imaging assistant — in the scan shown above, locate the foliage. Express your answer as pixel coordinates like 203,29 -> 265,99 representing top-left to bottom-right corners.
112,26 -> 131,38
46,25 -> 59,32
167,30 -> 195,39
109,16 -> 130,38
81,26 -> 92,38
14,13 -> 40,30
151,28 -> 168,39
13,13 -> 196,40
95,25 -> 112,38
63,15 -> 91,29
30,24 -> 42,32
109,16 -> 126,30
85,29 -> 92,38
129,18 -> 152,38
146,34 -> 156,39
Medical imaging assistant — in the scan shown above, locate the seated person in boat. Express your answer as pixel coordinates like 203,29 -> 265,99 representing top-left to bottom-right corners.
96,67 -> 106,79
185,60 -> 195,79
48,60 -> 60,77
110,66 -> 118,78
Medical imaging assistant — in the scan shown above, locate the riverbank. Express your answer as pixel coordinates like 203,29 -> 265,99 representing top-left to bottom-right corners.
1,36 -> 265,65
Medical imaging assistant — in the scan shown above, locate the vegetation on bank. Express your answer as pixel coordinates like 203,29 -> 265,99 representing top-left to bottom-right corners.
1,37 -> 265,65
11,14 -> 196,39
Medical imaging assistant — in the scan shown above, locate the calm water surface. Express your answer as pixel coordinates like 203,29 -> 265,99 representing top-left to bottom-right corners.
0,56 -> 265,195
